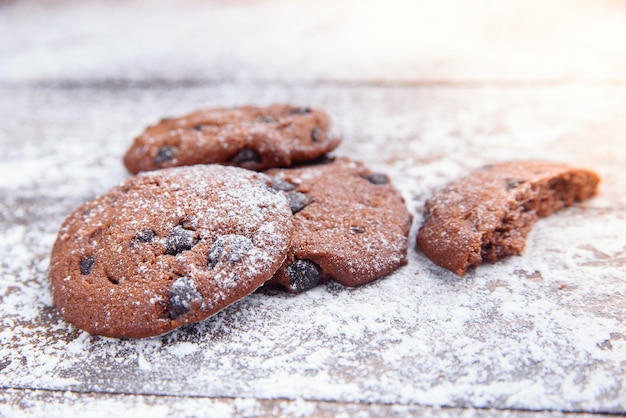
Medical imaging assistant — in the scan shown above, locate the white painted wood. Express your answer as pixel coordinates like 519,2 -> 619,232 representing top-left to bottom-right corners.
1,1 -> 625,416
1,0 -> 626,83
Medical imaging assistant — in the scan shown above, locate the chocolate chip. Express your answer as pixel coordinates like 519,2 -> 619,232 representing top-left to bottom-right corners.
360,173 -> 389,185
154,146 -> 177,164
224,236 -> 253,262
307,155 -> 334,165
311,127 -> 322,143
193,124 -> 206,131
505,178 -> 525,191
350,226 -> 366,234
209,251 -> 218,269
165,226 -> 199,256
229,148 -> 262,165
80,256 -> 95,275
208,235 -> 253,269
169,277 -> 203,320
135,229 -> 155,243
289,107 -> 311,115
287,259 -> 322,293
258,116 -> 275,123
270,177 -> 297,192
287,192 -> 308,214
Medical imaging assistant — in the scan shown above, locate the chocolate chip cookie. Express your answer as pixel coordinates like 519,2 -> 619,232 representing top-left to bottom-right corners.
264,158 -> 412,293
123,104 -> 340,174
417,160 -> 600,276
49,165 -> 293,338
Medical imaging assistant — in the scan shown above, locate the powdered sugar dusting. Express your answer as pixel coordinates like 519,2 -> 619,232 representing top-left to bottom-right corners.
1,82 -> 625,415
266,158 -> 412,286
45,164 -> 294,337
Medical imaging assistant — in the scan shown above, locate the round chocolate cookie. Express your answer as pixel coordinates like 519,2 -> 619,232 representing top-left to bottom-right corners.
417,160 -> 600,276
264,158 -> 412,293
49,165 -> 293,338
123,104 -> 341,174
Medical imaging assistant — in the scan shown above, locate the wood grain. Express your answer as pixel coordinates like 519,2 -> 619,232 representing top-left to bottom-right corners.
1,1 -> 625,416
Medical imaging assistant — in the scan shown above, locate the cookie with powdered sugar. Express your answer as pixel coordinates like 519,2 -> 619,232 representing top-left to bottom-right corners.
264,157 -> 412,293
123,104 -> 340,174
49,165 -> 293,338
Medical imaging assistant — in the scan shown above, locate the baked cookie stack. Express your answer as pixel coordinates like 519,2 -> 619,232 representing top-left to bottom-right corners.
49,104 -> 413,338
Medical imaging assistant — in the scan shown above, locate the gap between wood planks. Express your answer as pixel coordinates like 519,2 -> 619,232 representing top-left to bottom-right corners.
1,386 -> 621,417
2,78 -> 626,91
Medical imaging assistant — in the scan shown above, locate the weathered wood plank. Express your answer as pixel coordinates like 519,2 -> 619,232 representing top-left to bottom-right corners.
1,83 -> 624,415
2,0 -> 626,414
3,388 -> 605,418
2,0 -> 626,83
1,83 -> 624,206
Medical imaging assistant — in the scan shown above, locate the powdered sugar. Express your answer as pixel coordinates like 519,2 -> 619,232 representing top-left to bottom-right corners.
1,82 -> 625,415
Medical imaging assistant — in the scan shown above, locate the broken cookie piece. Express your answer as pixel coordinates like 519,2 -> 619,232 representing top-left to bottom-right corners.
416,160 -> 600,276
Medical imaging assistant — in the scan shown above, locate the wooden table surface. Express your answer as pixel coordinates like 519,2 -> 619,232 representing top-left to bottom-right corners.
1,1 -> 625,416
